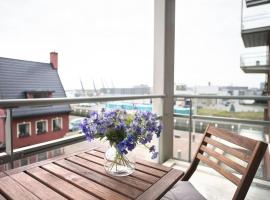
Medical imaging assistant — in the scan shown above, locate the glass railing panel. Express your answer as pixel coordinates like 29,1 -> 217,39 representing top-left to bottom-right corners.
174,97 -> 270,183
0,140 -> 96,172
173,98 -> 270,181
0,97 -> 161,171
242,3 -> 270,29
241,52 -> 269,66
194,98 -> 265,120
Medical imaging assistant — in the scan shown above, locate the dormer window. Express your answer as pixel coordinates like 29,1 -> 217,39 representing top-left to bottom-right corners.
25,91 -> 54,99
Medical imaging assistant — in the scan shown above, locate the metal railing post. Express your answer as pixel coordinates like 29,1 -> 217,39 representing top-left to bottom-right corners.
5,109 -> 14,169
188,98 -> 192,162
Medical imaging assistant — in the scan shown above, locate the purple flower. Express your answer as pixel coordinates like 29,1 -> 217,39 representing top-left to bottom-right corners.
89,111 -> 99,121
155,124 -> 162,137
80,109 -> 162,158
117,141 -> 128,154
149,145 -> 156,153
151,152 -> 158,159
146,133 -> 153,142
126,135 -> 136,151
140,138 -> 148,144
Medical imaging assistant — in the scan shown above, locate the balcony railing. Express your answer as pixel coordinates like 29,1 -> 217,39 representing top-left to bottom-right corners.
240,52 -> 269,67
242,3 -> 270,30
0,95 -> 164,168
0,94 -> 269,183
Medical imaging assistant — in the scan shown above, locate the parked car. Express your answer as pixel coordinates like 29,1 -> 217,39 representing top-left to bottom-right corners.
69,117 -> 84,132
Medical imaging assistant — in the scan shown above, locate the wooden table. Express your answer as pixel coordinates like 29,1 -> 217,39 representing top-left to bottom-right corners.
0,148 -> 184,200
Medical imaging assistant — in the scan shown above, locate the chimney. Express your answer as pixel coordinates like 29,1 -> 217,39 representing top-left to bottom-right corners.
50,52 -> 58,70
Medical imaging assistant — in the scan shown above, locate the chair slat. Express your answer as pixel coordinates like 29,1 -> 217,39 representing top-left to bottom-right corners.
200,145 -> 246,174
204,137 -> 251,162
197,153 -> 241,186
233,141 -> 268,200
207,126 -> 257,150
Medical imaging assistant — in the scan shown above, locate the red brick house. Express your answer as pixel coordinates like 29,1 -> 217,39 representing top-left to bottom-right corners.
0,52 -> 70,149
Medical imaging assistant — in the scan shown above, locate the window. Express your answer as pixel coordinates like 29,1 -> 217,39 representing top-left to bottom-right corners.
33,92 -> 49,98
17,122 -> 31,138
25,91 -> 54,99
52,118 -> 62,132
36,120 -> 48,134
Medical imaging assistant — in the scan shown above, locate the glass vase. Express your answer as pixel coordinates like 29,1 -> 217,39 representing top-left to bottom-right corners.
104,146 -> 135,176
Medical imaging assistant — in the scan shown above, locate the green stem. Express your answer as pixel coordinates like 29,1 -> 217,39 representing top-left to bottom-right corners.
106,147 -> 134,173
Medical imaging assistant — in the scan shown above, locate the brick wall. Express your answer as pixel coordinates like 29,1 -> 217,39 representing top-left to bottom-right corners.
12,113 -> 69,149
0,109 -> 5,144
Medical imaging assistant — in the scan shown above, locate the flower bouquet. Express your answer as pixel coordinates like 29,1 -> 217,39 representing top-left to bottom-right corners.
81,109 -> 162,176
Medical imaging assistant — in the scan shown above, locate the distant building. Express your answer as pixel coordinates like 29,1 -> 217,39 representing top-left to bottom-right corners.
240,0 -> 270,180
195,86 -> 219,106
65,89 -> 94,97
0,52 -> 70,149
100,85 -> 150,95
219,86 -> 249,96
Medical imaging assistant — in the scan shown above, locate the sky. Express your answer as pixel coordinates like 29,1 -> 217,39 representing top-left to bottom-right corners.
0,0 -> 268,90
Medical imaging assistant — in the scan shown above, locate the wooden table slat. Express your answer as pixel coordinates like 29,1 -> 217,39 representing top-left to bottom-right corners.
54,159 -> 142,199
26,167 -> 98,200
93,149 -> 171,172
0,176 -> 39,200
87,150 -> 166,177
11,172 -> 67,200
136,169 -> 184,200
42,163 -> 131,200
1,147 -> 185,200
66,156 -> 151,191
135,159 -> 171,172
135,164 -> 166,177
4,147 -> 98,176
77,153 -> 160,183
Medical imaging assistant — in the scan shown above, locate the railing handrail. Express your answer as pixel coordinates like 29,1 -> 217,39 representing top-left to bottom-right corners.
0,94 -> 165,108
174,94 -> 270,100
0,94 -> 268,109
174,114 -> 270,126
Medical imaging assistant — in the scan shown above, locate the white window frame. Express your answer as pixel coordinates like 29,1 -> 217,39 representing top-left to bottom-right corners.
35,119 -> 48,134
17,122 -> 31,138
51,117 -> 63,132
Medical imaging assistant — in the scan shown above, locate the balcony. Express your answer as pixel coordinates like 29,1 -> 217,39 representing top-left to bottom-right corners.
241,1 -> 270,47
240,51 -> 270,73
0,1 -> 269,199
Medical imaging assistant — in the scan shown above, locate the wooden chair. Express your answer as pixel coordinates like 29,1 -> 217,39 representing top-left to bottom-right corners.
162,125 -> 268,200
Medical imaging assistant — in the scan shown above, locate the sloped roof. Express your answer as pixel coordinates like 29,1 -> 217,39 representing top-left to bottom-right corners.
0,57 -> 71,117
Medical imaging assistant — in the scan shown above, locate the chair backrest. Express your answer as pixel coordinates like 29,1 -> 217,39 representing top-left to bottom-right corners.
182,124 -> 268,200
